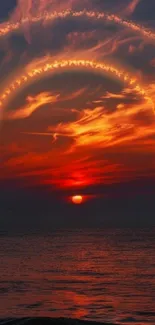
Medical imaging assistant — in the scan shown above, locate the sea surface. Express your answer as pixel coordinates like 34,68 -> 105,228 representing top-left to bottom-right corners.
0,229 -> 155,324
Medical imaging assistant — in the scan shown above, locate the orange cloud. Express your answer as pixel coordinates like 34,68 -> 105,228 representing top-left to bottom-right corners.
0,140 -> 132,189
6,83 -> 153,191
44,89 -> 155,150
1,59 -> 153,113
1,8 -> 155,43
122,0 -> 141,16
0,0 -> 155,197
4,92 -> 59,119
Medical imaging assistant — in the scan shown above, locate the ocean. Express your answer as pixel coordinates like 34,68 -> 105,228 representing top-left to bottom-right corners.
0,229 -> 155,324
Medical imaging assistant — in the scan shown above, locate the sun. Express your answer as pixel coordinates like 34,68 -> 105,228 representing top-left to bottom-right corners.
72,195 -> 83,204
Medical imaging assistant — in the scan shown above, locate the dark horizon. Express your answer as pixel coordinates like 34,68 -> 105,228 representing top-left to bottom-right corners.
1,178 -> 155,232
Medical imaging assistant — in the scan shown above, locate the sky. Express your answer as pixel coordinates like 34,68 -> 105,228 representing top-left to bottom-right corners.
0,0 -> 155,231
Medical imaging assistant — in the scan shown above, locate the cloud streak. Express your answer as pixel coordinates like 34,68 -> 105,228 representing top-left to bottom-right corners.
4,92 -> 59,119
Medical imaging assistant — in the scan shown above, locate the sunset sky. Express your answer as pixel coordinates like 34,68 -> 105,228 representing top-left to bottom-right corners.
0,0 -> 155,231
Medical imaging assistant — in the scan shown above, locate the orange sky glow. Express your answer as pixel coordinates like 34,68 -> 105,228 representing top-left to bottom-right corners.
0,0 -> 155,198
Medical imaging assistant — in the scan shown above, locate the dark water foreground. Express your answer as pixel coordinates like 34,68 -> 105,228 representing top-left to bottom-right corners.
0,318 -> 116,325
1,229 -> 155,324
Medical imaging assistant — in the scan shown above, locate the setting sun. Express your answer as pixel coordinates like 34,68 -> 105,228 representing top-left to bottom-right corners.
72,195 -> 83,204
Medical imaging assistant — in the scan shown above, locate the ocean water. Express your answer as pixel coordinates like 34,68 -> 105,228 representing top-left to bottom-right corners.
0,229 -> 155,324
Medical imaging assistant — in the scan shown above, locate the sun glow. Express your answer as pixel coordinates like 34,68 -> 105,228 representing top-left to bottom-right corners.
72,195 -> 83,204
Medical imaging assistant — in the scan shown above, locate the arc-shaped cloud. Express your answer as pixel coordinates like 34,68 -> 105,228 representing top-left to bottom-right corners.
0,10 -> 155,41
0,59 -> 153,112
